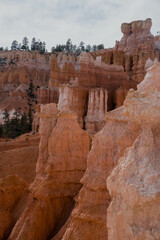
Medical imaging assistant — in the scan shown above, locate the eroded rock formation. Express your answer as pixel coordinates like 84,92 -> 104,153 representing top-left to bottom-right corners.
107,60 -> 160,240
7,104 -> 90,240
0,19 -> 160,240
0,175 -> 28,240
117,18 -> 154,53
53,52 -> 136,134
54,106 -> 140,240
85,88 -> 108,134
0,51 -> 50,115
58,85 -> 87,127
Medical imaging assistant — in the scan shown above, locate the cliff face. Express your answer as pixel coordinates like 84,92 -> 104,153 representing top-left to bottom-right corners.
7,104 -> 90,240
56,107 -> 140,240
85,88 -> 108,134
51,52 -> 135,134
0,59 -> 160,240
107,60 -> 160,240
58,85 -> 87,127
0,51 -> 50,115
0,175 -> 28,240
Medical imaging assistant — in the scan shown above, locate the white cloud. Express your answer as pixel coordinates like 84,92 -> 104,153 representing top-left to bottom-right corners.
0,0 -> 159,50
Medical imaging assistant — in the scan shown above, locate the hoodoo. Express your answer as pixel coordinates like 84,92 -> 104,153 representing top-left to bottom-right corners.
0,17 -> 160,240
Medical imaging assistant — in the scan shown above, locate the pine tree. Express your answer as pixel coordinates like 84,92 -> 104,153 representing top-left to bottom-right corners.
27,81 -> 35,98
86,44 -> 91,52
97,44 -> 104,50
22,37 -> 29,50
42,41 -> 46,53
92,45 -> 97,52
28,107 -> 33,131
0,124 -> 2,137
66,39 -> 72,52
3,110 -> 10,138
11,40 -> 18,50
0,110 -> 32,139
3,109 -> 9,125
31,38 -> 36,50
51,46 -> 55,52
79,41 -> 85,52
20,112 -> 29,133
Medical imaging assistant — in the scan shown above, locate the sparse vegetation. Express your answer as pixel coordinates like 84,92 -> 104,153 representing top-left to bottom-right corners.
51,38 -> 104,53
0,37 -> 104,54
0,109 -> 33,139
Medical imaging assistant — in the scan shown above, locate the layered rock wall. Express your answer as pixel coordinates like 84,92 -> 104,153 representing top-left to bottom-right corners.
0,175 -> 28,240
58,85 -> 87,127
37,87 -> 59,105
56,106 -> 140,240
85,88 -> 108,134
8,104 -> 90,240
0,51 -> 50,114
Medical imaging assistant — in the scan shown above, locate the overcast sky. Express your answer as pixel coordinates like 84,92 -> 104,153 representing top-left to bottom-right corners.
0,0 -> 159,51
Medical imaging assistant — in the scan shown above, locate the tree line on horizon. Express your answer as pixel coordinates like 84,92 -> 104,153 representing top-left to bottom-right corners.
0,37 -> 104,54
51,38 -> 104,53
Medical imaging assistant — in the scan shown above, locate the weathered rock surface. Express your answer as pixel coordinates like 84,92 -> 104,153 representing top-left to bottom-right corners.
85,88 -> 108,134
117,18 -> 154,53
37,87 -> 59,105
50,53 -> 76,86
0,175 -> 28,240
50,52 -> 135,134
78,53 -> 128,91
107,60 -> 160,240
57,106 -> 140,240
8,104 -> 90,240
114,18 -> 160,84
114,86 -> 128,108
1,19 -> 160,240
0,51 -> 50,115
58,85 -> 87,127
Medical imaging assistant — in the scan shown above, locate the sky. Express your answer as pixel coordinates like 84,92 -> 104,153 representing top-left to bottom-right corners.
0,0 -> 159,51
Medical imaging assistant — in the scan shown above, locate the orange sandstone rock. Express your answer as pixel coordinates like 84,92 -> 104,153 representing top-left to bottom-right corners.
58,84 -> 87,127
117,18 -> 154,54
107,60 -> 160,240
58,107 -> 140,240
8,105 -> 90,240
85,87 -> 108,134
0,175 -> 28,240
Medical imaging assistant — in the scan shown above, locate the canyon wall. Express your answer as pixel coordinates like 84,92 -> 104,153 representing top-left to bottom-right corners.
0,18 -> 160,240
0,59 -> 160,240
85,88 -> 108,134
6,104 -> 90,240
107,60 -> 160,240
55,107 -> 140,240
1,19 -> 159,135
0,51 -> 50,115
